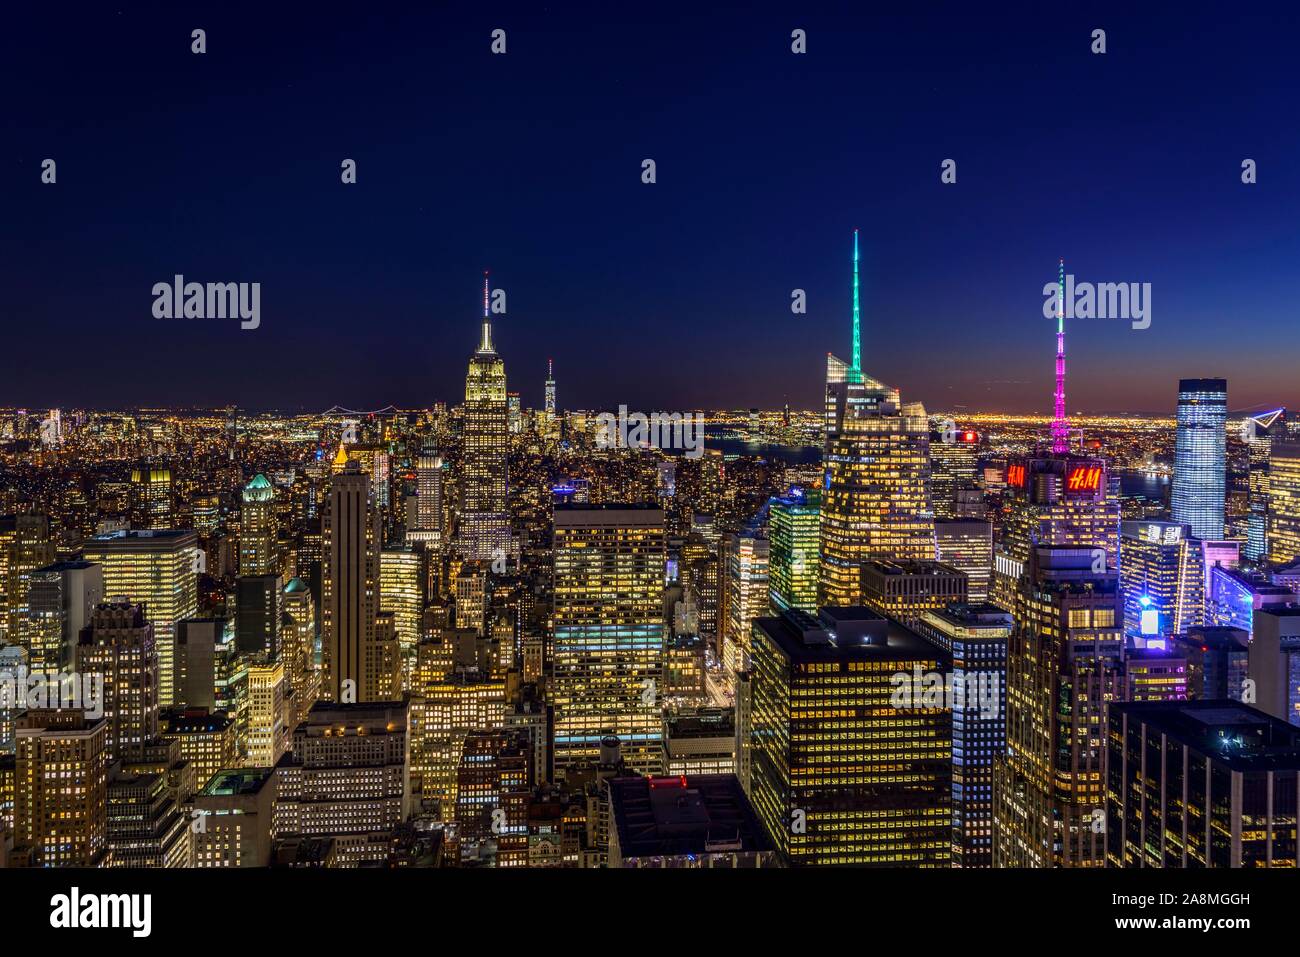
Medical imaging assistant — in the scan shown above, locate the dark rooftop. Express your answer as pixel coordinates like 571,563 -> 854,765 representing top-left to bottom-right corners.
1112,700 -> 1300,772
753,607 -> 949,665
608,774 -> 773,860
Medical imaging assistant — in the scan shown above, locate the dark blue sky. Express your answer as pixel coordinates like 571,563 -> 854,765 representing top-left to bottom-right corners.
3,2 -> 1297,415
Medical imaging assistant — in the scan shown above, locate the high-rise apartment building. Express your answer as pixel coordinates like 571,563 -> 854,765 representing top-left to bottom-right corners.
129,466 -> 173,530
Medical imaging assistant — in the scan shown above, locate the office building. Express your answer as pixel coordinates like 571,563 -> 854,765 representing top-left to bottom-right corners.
1171,378 -> 1228,540
859,559 -> 968,628
238,474 -> 278,576
1250,605 -> 1300,727
192,768 -> 276,868
929,427 -> 981,519
1244,409 -> 1286,563
83,529 -> 200,708
321,461 -> 382,702
24,560 -> 103,671
607,774 -> 776,868
995,547 -> 1125,868
0,514 -> 56,644
1107,700 -> 1300,867
552,504 -> 666,777
1119,520 -> 1203,640
767,488 -> 820,614
459,273 -> 511,560
747,607 -> 952,867
722,530 -> 769,674
1171,626 -> 1250,702
914,604 -> 1012,869
14,711 -> 110,867
74,601 -> 160,764
1269,439 -> 1300,566
662,708 -> 735,776
273,702 -> 410,865
934,518 -> 993,603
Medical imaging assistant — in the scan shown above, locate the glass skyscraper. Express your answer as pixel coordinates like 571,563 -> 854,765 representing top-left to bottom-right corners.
1171,378 -> 1227,540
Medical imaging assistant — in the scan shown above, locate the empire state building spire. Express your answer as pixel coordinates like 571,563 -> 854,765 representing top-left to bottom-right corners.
478,269 -> 496,354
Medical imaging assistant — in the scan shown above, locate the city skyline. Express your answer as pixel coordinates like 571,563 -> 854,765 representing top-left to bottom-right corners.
5,5 -> 1299,413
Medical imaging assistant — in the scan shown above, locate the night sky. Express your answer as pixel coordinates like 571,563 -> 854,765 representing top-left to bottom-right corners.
3,2 -> 1297,415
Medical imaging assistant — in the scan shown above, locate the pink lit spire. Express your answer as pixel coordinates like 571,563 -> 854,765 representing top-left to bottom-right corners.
1050,258 -> 1069,454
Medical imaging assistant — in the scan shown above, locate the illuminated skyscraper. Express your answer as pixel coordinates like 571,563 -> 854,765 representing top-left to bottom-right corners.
238,474 -> 278,577
992,454 -> 1120,611
929,428 -> 981,519
25,560 -> 103,671
380,547 -> 425,651
914,603 -> 1012,869
279,577 -> 318,723
74,601 -> 160,764
459,271 -> 511,560
83,529 -> 200,709
722,530 -> 769,674
0,513 -> 56,644
407,442 -> 444,546
820,234 -> 935,605
934,518 -> 993,603
15,710 -> 110,867
1107,700 -> 1300,867
321,460 -> 382,703
768,488 -> 820,614
1244,409 -> 1286,563
129,466 -> 173,530
1268,440 -> 1300,566
1119,520 -> 1204,640
747,607 -> 952,867
1172,378 -> 1228,540
552,504 -> 666,777
545,357 -> 556,415
995,547 -> 1125,868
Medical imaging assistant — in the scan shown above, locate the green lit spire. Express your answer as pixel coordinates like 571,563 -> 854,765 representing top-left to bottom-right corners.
850,228 -> 861,381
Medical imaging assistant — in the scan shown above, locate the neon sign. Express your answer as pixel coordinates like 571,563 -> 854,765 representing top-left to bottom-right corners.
1006,464 -> 1026,487
1066,465 -> 1103,493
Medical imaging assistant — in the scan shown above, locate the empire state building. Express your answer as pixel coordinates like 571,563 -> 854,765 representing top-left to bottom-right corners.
458,272 -> 512,560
